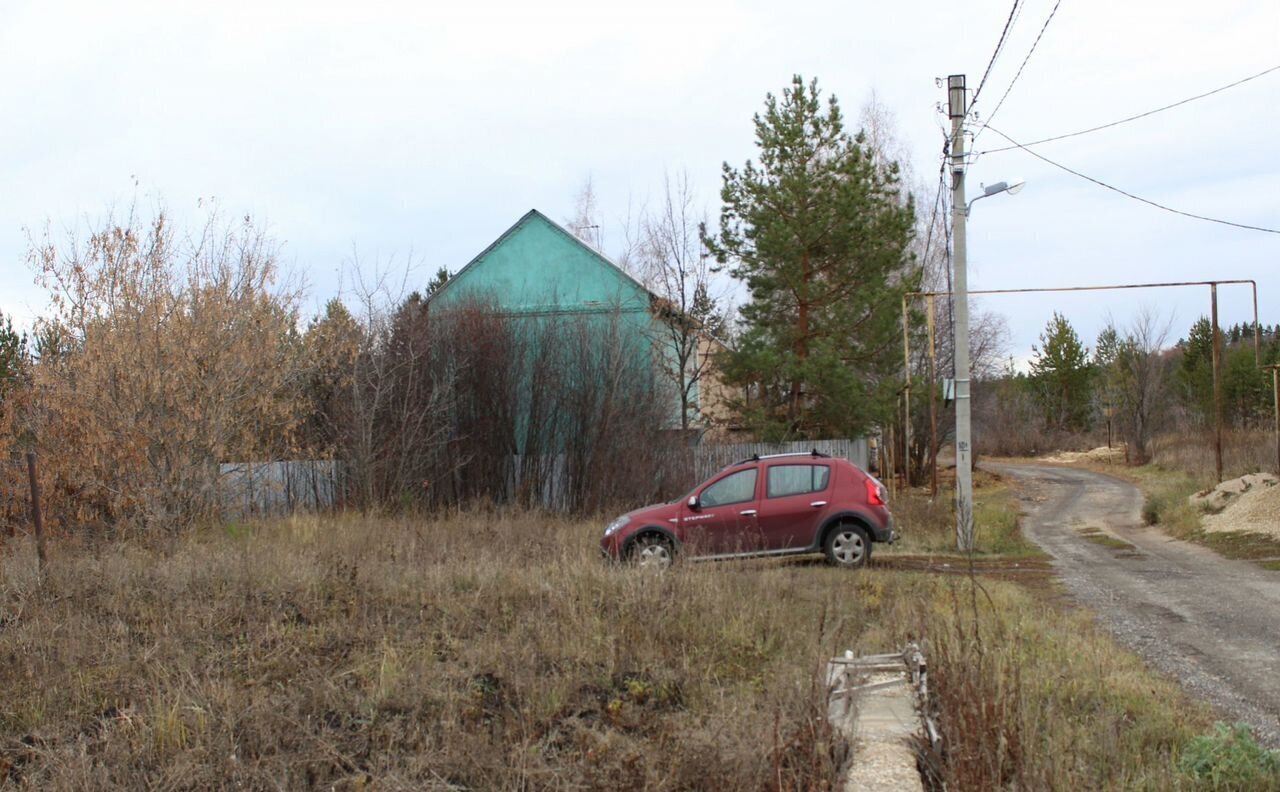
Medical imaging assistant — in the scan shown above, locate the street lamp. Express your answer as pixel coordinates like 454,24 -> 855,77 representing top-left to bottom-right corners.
967,178 -> 1025,214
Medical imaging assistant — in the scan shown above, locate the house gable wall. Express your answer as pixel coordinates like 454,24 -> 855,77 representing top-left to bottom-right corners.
432,210 -> 649,316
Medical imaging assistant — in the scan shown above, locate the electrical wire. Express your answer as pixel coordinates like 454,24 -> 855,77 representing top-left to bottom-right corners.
975,65 -> 1280,155
970,0 -> 1023,109
920,157 -> 948,267
972,0 -> 1064,145
942,172 -> 955,377
986,125 -> 1280,234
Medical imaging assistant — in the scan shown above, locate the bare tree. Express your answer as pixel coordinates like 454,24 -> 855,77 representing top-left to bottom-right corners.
565,175 -> 603,251
1101,308 -> 1174,464
340,252 -> 459,510
636,171 -> 728,432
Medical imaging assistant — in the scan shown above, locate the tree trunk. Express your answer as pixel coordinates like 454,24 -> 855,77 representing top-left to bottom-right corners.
791,254 -> 811,429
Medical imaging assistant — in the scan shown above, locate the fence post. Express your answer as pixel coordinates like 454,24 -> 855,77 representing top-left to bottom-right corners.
25,452 -> 48,574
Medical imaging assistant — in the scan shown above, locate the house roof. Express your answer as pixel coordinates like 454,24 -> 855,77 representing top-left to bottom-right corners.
427,207 -> 735,350
427,208 -> 656,307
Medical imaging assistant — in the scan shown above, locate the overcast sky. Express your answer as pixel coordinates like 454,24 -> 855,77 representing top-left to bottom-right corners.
1,0 -> 1277,362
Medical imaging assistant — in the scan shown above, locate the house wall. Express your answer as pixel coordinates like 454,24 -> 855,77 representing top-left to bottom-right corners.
428,211 -> 686,450
694,333 -> 743,437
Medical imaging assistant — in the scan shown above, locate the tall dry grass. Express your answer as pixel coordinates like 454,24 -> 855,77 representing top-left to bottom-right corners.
855,573 -> 1213,791
1152,428 -> 1278,480
0,511 -> 852,790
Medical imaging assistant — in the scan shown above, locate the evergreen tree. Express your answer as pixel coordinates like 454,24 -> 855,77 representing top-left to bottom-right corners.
0,310 -> 27,399
426,267 -> 451,298
689,281 -> 727,341
1223,343 -> 1269,426
1029,312 -> 1092,431
1175,317 -> 1216,426
702,76 -> 918,439
1093,325 -> 1123,440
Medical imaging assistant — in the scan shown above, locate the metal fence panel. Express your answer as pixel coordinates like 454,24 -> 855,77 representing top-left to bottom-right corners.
218,438 -> 866,518
218,460 -> 341,519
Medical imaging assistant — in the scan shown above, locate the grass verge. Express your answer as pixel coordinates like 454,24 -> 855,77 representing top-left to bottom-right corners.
883,470 -> 1048,560
1104,463 -> 1280,564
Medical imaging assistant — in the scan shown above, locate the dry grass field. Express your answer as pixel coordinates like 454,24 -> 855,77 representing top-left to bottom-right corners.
0,497 -> 1250,790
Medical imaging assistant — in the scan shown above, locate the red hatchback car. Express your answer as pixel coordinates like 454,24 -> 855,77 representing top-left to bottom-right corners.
600,451 -> 895,569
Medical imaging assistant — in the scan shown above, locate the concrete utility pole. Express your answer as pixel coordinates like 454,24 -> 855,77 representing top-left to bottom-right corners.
1211,284 -> 1225,483
948,75 -> 975,552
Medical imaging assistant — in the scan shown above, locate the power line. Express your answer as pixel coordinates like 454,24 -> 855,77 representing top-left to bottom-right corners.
970,0 -> 1023,109
986,125 -> 1280,234
942,164 -> 955,377
972,0 -> 1065,144
920,156 -> 948,267
975,65 -> 1280,155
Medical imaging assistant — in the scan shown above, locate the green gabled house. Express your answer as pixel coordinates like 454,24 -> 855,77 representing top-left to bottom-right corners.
427,209 -> 732,437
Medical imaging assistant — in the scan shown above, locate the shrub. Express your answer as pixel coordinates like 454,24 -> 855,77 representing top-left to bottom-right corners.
1178,722 -> 1280,789
18,209 -> 302,534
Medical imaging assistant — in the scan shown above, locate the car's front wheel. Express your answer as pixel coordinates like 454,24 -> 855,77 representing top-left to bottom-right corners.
823,524 -> 870,569
629,533 -> 676,570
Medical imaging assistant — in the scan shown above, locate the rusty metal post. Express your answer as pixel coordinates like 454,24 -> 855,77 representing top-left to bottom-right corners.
1273,367 -> 1279,475
25,452 -> 47,573
1211,284 -> 1224,483
927,295 -> 939,498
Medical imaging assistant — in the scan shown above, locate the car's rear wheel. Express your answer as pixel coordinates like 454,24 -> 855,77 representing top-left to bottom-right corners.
823,524 -> 870,569
629,533 -> 675,570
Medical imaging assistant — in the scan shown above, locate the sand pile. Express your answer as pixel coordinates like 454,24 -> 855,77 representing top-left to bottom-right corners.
1194,473 -> 1280,537
1039,446 -> 1126,464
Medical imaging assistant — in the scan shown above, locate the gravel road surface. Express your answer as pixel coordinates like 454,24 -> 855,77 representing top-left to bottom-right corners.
989,463 -> 1280,747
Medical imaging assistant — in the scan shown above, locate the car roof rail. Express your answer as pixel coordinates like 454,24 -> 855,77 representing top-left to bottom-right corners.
729,449 -> 832,466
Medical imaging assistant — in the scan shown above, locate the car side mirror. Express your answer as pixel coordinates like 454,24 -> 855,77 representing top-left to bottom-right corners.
687,495 -> 700,510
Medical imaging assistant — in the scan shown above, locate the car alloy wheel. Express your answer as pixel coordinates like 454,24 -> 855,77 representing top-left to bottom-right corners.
826,525 -> 869,568
632,535 -> 674,570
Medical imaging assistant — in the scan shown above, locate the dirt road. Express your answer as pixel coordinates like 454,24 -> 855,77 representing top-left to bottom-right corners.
989,463 -> 1280,747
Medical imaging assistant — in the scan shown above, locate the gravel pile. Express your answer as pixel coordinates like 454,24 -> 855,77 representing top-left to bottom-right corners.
1196,473 -> 1280,537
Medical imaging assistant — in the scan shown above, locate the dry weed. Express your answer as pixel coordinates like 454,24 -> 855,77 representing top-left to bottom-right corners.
0,511 -> 851,790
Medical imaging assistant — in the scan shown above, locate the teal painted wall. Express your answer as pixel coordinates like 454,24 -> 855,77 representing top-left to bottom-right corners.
433,211 -> 649,316
430,210 -> 686,439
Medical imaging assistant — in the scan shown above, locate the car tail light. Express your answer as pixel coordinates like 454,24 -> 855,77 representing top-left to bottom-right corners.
865,478 -> 886,506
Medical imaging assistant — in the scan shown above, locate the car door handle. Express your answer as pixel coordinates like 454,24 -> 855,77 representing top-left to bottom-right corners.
810,501 -> 827,508
740,509 -> 757,516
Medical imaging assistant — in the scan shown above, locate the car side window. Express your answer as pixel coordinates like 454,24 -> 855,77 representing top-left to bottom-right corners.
700,469 -> 758,507
767,464 -> 831,498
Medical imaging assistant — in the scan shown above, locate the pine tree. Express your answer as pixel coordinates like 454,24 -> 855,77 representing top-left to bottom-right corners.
426,267 -> 451,297
702,76 -> 918,439
0,309 -> 27,409
1029,312 -> 1092,432
0,310 -> 26,399
1175,317 -> 1214,426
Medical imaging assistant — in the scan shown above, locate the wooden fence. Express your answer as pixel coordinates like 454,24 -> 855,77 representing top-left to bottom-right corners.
689,438 -> 870,481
